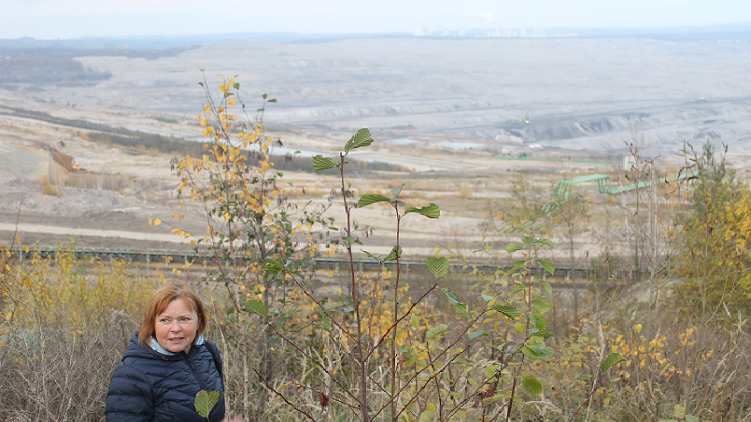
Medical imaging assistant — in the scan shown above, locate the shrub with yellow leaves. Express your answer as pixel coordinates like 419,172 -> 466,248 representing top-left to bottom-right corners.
168,73 -> 335,420
0,242 -> 155,421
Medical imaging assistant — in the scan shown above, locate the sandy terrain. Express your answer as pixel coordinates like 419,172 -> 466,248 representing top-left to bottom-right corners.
37,37 -> 751,160
1,36 -> 751,256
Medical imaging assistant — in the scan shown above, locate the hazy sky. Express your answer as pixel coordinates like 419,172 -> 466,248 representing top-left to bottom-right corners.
3,0 -> 751,39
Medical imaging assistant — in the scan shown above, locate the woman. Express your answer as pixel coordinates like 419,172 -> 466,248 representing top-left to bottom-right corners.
106,282 -> 229,421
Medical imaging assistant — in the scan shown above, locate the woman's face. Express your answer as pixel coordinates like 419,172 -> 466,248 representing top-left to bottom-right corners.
154,298 -> 198,354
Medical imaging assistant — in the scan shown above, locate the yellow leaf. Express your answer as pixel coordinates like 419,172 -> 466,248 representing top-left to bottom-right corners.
153,218 -> 162,226
228,98 -> 236,107
203,105 -> 211,114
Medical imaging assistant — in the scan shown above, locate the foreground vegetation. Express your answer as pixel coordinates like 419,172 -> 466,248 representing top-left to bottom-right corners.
1,78 -> 750,421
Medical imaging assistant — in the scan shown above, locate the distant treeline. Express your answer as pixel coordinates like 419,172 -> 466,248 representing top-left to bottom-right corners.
2,106 -> 408,174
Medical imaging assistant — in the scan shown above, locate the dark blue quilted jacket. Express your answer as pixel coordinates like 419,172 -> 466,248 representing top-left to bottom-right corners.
106,332 -> 226,422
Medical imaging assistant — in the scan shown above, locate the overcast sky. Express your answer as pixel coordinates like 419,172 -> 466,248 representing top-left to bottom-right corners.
3,0 -> 751,39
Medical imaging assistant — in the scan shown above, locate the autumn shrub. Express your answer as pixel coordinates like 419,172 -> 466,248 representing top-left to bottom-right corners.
0,244 -> 154,421
604,317 -> 751,421
672,142 -> 751,320
41,183 -> 58,196
5,244 -> 153,330
169,74 -> 333,419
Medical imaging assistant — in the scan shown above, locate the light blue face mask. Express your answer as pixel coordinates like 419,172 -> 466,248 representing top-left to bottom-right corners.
150,335 -> 205,356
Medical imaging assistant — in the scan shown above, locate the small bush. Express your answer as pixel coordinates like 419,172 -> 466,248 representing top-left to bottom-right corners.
41,183 -> 57,196
0,244 -> 154,421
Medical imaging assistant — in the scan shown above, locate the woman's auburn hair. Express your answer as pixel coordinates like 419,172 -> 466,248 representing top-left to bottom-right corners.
138,282 -> 208,346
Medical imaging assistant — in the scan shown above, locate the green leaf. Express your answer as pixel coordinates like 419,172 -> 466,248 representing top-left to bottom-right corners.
390,187 -> 402,197
312,155 -> 338,171
426,256 -> 449,279
514,224 -> 530,233
405,203 -> 440,218
383,246 -> 401,262
244,300 -> 268,317
511,260 -> 527,272
339,236 -> 357,246
484,364 -> 500,378
600,352 -> 626,372
194,390 -> 221,417
264,259 -> 284,276
522,374 -> 542,396
358,194 -> 390,207
344,128 -> 373,151
521,345 -> 554,360
509,286 -> 525,299
468,330 -> 487,340
320,314 -> 331,331
453,302 -> 467,315
418,403 -> 436,422
505,242 -> 523,253
537,258 -> 555,275
685,415 -> 699,422
442,288 -> 460,303
540,279 -> 552,296
442,288 -> 467,315
532,298 -> 552,313
529,312 -> 547,331
532,331 -> 554,339
490,305 -> 520,319
426,324 -> 448,340
480,292 -> 496,303
538,238 -> 554,247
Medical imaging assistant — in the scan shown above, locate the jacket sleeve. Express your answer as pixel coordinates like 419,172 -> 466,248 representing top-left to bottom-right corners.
105,363 -> 154,422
